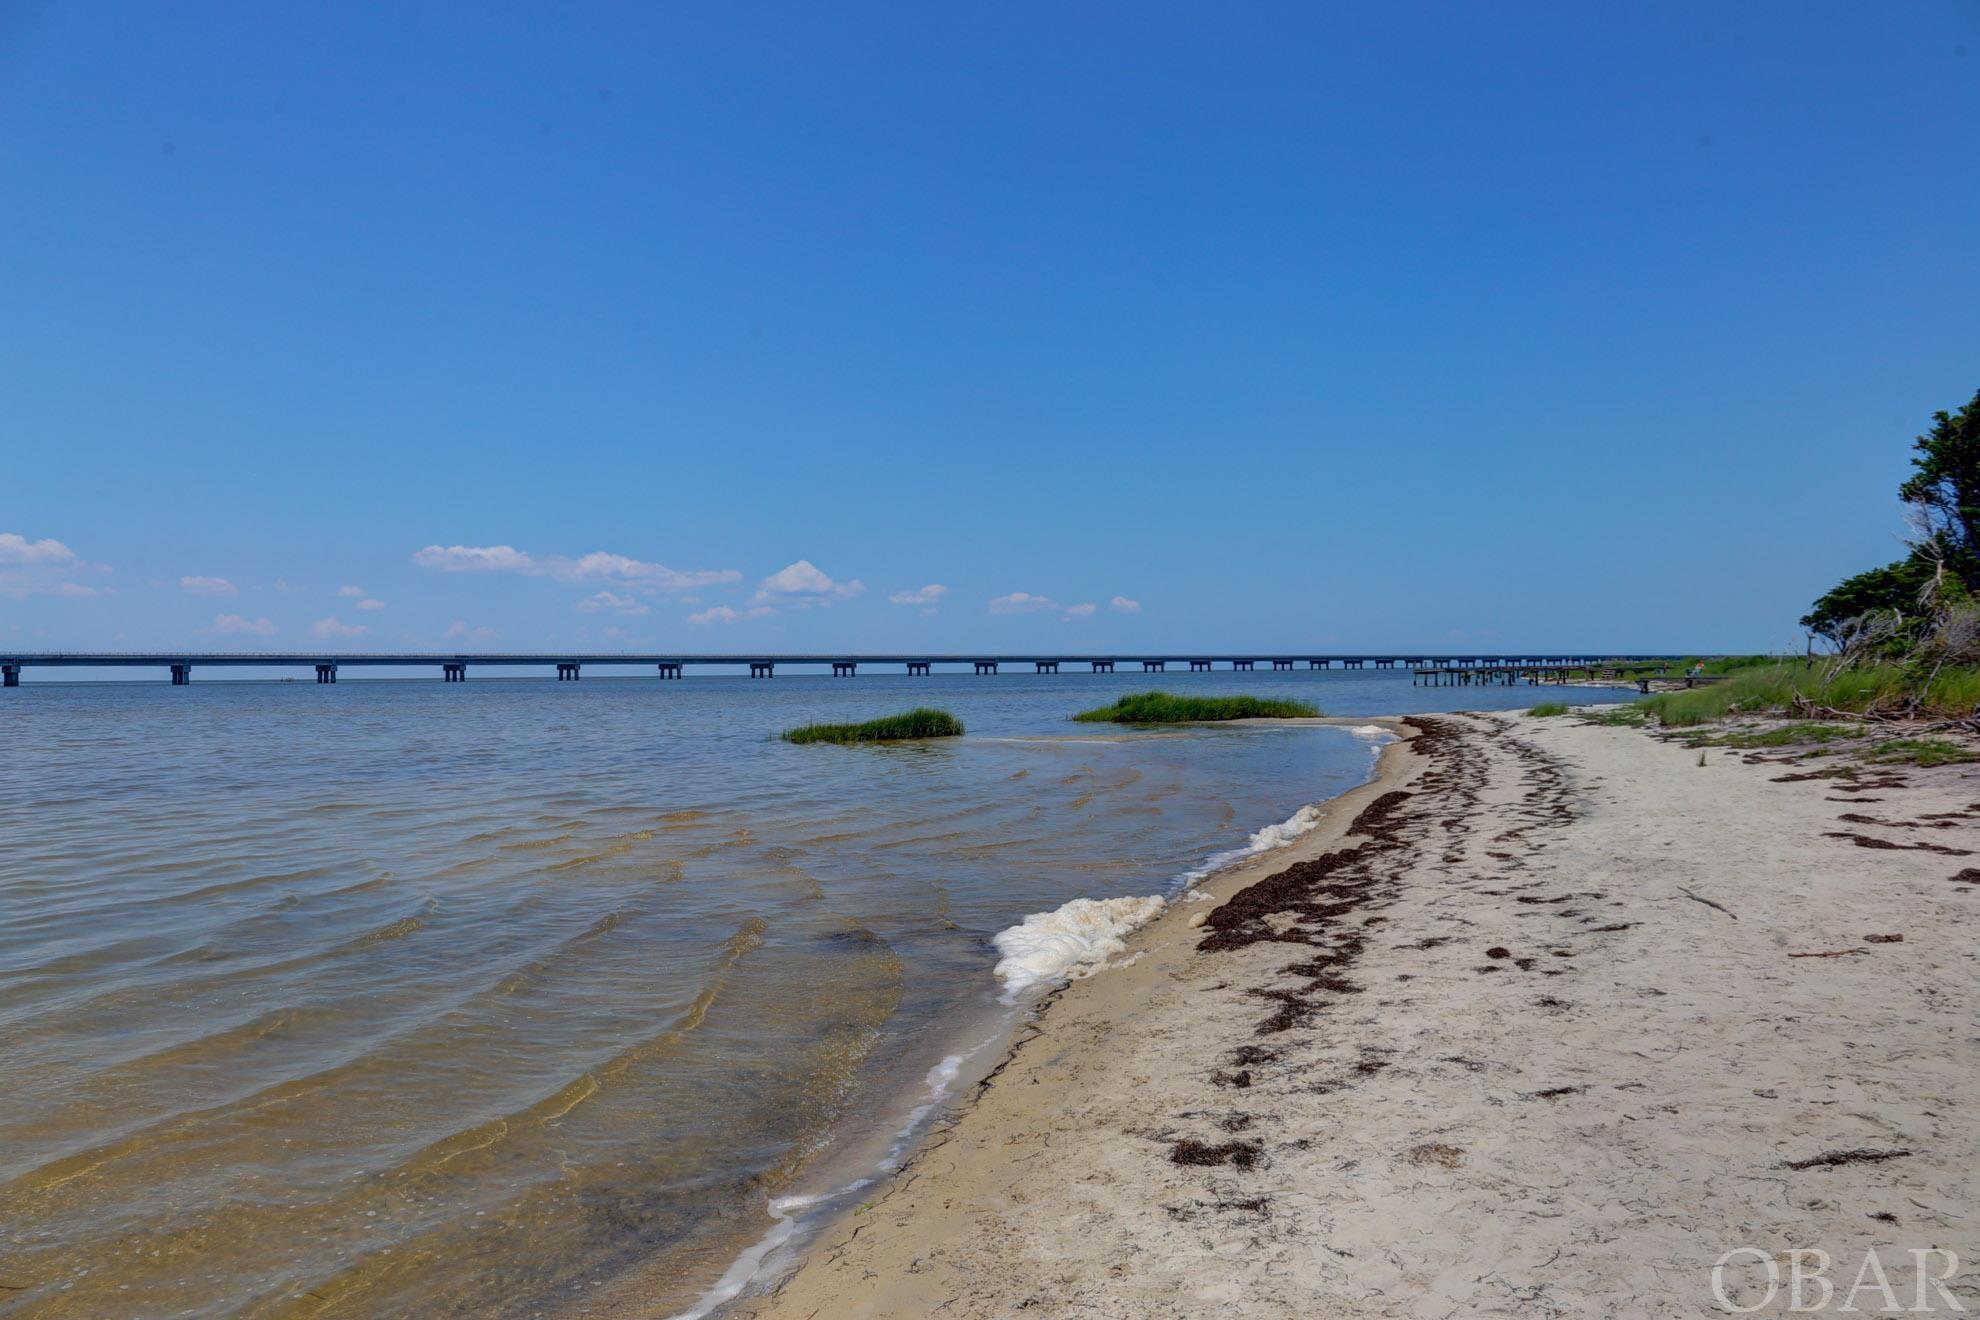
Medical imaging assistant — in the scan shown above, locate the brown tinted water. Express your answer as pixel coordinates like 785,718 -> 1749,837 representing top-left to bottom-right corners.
0,671 -> 1623,1315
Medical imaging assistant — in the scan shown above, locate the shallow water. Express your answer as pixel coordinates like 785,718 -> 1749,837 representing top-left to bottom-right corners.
0,670 -> 1626,1316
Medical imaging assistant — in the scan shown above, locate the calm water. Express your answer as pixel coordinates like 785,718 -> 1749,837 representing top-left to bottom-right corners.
0,670 -> 1627,1316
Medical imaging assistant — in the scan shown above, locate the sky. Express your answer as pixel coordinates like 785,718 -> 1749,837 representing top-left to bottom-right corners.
3,1 -> 1976,656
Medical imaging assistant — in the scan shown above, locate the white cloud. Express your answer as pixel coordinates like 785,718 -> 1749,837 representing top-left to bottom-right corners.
753,559 -> 864,605
1064,602 -> 1097,617
556,552 -> 739,591
0,533 -> 76,565
212,613 -> 278,636
689,604 -> 772,626
310,617 -> 370,639
413,544 -> 535,573
444,621 -> 498,641
336,585 -> 365,597
180,575 -> 237,596
0,532 -> 108,599
888,584 -> 949,607
575,590 -> 650,617
356,598 -> 386,611
274,579 -> 305,592
989,591 -> 1055,614
1109,596 -> 1142,614
412,543 -> 738,592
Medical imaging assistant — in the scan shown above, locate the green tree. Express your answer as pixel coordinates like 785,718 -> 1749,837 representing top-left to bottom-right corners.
1804,388 -> 1980,647
1898,388 -> 1980,589
1800,553 -> 1932,646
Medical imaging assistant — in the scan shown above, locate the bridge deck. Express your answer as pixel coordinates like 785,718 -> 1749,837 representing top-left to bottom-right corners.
0,651 -> 1695,687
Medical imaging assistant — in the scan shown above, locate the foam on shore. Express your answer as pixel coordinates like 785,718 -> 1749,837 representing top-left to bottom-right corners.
991,733 -> 1398,999
991,895 -> 1169,996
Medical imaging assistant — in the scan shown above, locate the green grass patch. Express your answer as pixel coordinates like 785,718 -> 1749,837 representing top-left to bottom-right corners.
1071,691 -> 1321,724
1861,738 -> 1980,768
1583,705 -> 1649,726
1641,661 -> 1980,727
781,708 -> 965,744
1684,722 -> 1866,749
1528,701 -> 1571,717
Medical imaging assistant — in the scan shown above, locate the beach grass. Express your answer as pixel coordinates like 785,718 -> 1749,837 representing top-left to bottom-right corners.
1528,701 -> 1570,717
1641,661 -> 1980,727
1682,722 -> 1866,749
1072,691 -> 1320,724
781,708 -> 964,744
1863,737 -> 1980,767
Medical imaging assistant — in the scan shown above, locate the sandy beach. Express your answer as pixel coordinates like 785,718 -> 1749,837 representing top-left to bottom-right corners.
733,712 -> 1980,1317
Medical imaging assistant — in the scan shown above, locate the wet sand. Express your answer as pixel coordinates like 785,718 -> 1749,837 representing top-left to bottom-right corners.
732,712 -> 1980,1316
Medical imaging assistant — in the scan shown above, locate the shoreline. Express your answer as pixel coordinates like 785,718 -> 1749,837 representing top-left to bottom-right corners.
701,717 -> 1425,1317
584,716 -> 1419,1320
732,711 -> 1980,1316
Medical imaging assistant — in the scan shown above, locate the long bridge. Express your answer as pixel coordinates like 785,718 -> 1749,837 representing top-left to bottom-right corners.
0,652 -> 1692,687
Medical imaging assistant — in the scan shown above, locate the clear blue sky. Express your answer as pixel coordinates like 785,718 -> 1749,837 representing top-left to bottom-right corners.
3,2 -> 1975,654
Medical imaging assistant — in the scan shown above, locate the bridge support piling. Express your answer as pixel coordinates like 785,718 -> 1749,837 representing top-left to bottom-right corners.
315,663 -> 337,684
1189,659 -> 1211,672
1035,660 -> 1058,674
1143,660 -> 1165,673
1272,659 -> 1293,671
973,660 -> 998,675
906,661 -> 930,676
2,664 -> 17,688
443,663 -> 466,682
556,662 -> 581,681
656,662 -> 681,679
1232,659 -> 1253,671
749,661 -> 774,678
170,663 -> 191,686
1309,659 -> 1328,669
832,661 -> 857,677
1091,660 -> 1114,674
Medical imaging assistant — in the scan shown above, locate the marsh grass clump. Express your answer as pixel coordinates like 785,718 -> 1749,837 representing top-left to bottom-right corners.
781,708 -> 964,744
1683,722 -> 1866,750
1862,738 -> 1980,768
1072,691 -> 1320,724
1528,702 -> 1570,717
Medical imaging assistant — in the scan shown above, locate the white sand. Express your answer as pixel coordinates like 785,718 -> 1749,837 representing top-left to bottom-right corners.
730,713 -> 1980,1317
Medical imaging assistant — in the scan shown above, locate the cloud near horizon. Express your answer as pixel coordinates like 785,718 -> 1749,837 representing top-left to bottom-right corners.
1,531 -> 104,599
689,604 -> 773,626
310,617 -> 369,639
180,576 -> 238,596
444,621 -> 499,642
575,590 -> 650,617
988,591 -> 1055,614
413,543 -> 738,591
887,583 -> 948,607
752,560 -> 863,606
1064,602 -> 1097,617
1109,595 -> 1142,613
0,533 -> 77,566
212,613 -> 278,636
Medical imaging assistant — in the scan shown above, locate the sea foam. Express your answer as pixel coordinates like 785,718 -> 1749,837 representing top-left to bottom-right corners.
991,894 -> 1168,996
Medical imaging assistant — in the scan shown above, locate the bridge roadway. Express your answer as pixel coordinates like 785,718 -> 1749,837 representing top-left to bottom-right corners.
0,652 -> 1682,686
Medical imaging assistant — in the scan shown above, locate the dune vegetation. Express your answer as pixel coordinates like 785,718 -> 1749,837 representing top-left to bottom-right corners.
781,708 -> 964,744
1642,387 -> 1980,731
1072,692 -> 1320,724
